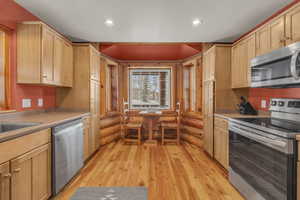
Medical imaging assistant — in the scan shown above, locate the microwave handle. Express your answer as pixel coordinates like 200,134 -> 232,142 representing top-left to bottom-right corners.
291,50 -> 300,80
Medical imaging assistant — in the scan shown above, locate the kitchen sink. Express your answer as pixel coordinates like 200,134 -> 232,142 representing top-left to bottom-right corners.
0,122 -> 40,133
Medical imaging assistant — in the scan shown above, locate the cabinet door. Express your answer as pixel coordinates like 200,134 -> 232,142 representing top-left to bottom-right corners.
53,36 -> 64,85
285,5 -> 300,45
231,44 -> 240,88
214,127 -> 229,170
41,26 -> 55,84
270,16 -> 285,51
256,25 -> 271,56
11,144 -> 51,200
62,41 -> 73,87
0,162 -> 10,200
203,48 -> 215,81
90,48 -> 100,81
203,80 -> 214,157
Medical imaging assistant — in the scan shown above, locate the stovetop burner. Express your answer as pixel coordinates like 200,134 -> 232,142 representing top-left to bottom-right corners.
234,117 -> 300,134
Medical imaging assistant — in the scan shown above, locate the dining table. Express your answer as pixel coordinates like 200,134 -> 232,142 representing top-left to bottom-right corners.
139,110 -> 163,145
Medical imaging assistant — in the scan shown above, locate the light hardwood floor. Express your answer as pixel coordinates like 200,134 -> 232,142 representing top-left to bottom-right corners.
55,140 -> 244,200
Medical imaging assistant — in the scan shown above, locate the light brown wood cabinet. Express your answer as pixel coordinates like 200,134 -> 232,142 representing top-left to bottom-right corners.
17,22 -> 73,87
285,4 -> 300,45
11,144 -> 51,200
214,116 -> 229,170
56,44 -> 101,154
202,45 -> 236,157
0,162 -> 10,200
83,116 -> 91,161
203,80 -> 214,156
231,34 -> 255,88
0,129 -> 51,200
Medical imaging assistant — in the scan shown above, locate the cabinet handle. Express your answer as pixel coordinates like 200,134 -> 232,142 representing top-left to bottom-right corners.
12,168 -> 21,173
42,75 -> 47,78
285,36 -> 291,40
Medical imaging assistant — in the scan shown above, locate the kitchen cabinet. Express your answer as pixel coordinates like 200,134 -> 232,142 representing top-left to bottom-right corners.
214,116 -> 229,170
11,144 -> 51,200
90,48 -> 100,81
17,22 -> 73,87
270,16 -> 285,51
285,4 -> 300,45
83,116 -> 91,161
203,80 -> 214,157
202,45 -> 237,157
41,26 -> 55,85
0,162 -> 10,200
231,34 -> 255,88
0,129 -> 51,200
202,48 -> 215,81
255,16 -> 285,56
56,44 -> 101,154
54,36 -> 73,87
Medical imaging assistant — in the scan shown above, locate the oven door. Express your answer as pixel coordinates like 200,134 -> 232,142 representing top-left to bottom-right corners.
251,47 -> 300,88
229,124 -> 296,200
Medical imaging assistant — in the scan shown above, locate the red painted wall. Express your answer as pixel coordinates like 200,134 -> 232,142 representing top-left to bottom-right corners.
100,44 -> 201,60
0,0 -> 56,111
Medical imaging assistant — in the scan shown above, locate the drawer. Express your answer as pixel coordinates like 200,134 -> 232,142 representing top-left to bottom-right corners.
214,117 -> 228,129
0,128 -> 51,164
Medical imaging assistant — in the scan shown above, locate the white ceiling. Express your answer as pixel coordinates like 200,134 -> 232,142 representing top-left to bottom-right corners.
15,0 -> 293,43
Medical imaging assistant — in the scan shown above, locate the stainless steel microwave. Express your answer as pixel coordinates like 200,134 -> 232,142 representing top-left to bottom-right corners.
251,42 -> 300,88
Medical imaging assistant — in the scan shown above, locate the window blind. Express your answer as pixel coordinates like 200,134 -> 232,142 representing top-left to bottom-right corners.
129,69 -> 171,110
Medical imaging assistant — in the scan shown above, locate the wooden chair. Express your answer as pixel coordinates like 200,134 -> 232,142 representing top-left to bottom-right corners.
122,100 -> 143,145
161,102 -> 181,145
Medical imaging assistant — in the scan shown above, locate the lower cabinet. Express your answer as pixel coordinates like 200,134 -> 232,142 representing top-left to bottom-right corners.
214,116 -> 229,170
0,129 -> 51,200
11,144 -> 51,200
83,116 -> 91,161
0,162 -> 10,200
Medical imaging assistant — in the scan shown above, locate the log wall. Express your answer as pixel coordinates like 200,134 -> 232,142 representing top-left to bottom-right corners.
180,112 -> 203,148
99,112 -> 121,146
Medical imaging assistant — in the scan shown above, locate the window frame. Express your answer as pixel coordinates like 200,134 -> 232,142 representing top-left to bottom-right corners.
128,67 -> 172,110
182,64 -> 196,112
106,64 -> 119,112
0,27 -> 10,110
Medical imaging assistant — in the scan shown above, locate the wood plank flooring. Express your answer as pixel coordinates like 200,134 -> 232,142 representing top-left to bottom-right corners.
55,140 -> 244,200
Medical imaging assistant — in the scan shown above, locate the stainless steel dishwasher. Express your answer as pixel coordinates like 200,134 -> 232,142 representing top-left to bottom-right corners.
52,119 -> 84,195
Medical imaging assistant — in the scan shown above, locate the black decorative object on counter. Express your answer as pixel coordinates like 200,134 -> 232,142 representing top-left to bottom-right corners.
237,96 -> 258,115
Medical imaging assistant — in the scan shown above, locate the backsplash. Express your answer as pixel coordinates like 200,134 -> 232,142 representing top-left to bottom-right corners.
248,88 -> 300,111
1,0 -> 56,111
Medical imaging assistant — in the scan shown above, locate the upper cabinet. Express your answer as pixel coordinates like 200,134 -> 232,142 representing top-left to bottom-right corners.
231,34 -> 255,88
285,4 -> 300,45
231,2 -> 300,88
256,16 -> 285,56
17,22 -> 73,87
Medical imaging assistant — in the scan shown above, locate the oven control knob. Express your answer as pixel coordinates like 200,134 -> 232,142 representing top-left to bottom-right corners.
278,101 -> 285,107
271,101 -> 277,106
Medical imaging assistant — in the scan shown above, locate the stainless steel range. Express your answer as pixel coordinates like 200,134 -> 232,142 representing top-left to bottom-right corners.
229,98 -> 299,200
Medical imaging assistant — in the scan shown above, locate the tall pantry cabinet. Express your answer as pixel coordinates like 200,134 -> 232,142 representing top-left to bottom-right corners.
56,44 -> 101,157
202,44 -> 237,157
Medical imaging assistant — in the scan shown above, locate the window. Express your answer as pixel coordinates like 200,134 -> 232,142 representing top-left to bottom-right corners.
129,68 -> 171,110
183,65 -> 196,112
106,64 -> 119,112
0,29 -> 9,110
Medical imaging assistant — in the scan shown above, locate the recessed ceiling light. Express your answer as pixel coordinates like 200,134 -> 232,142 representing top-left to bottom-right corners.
105,19 -> 114,27
192,18 -> 203,27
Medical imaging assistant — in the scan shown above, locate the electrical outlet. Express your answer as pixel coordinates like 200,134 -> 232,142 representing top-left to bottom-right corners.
22,99 -> 31,108
38,98 -> 43,107
261,99 -> 267,108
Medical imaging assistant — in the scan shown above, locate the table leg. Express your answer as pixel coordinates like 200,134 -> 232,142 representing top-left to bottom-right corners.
145,118 -> 158,145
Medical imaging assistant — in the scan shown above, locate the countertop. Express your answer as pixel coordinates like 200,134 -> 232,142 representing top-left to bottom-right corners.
214,111 -> 270,120
0,110 -> 90,143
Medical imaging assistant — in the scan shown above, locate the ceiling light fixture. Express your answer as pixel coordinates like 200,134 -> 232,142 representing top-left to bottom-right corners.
192,18 -> 203,27
105,19 -> 114,27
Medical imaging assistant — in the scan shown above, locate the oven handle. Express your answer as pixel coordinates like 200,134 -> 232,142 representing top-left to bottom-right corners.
230,125 -> 287,149
291,50 -> 300,80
